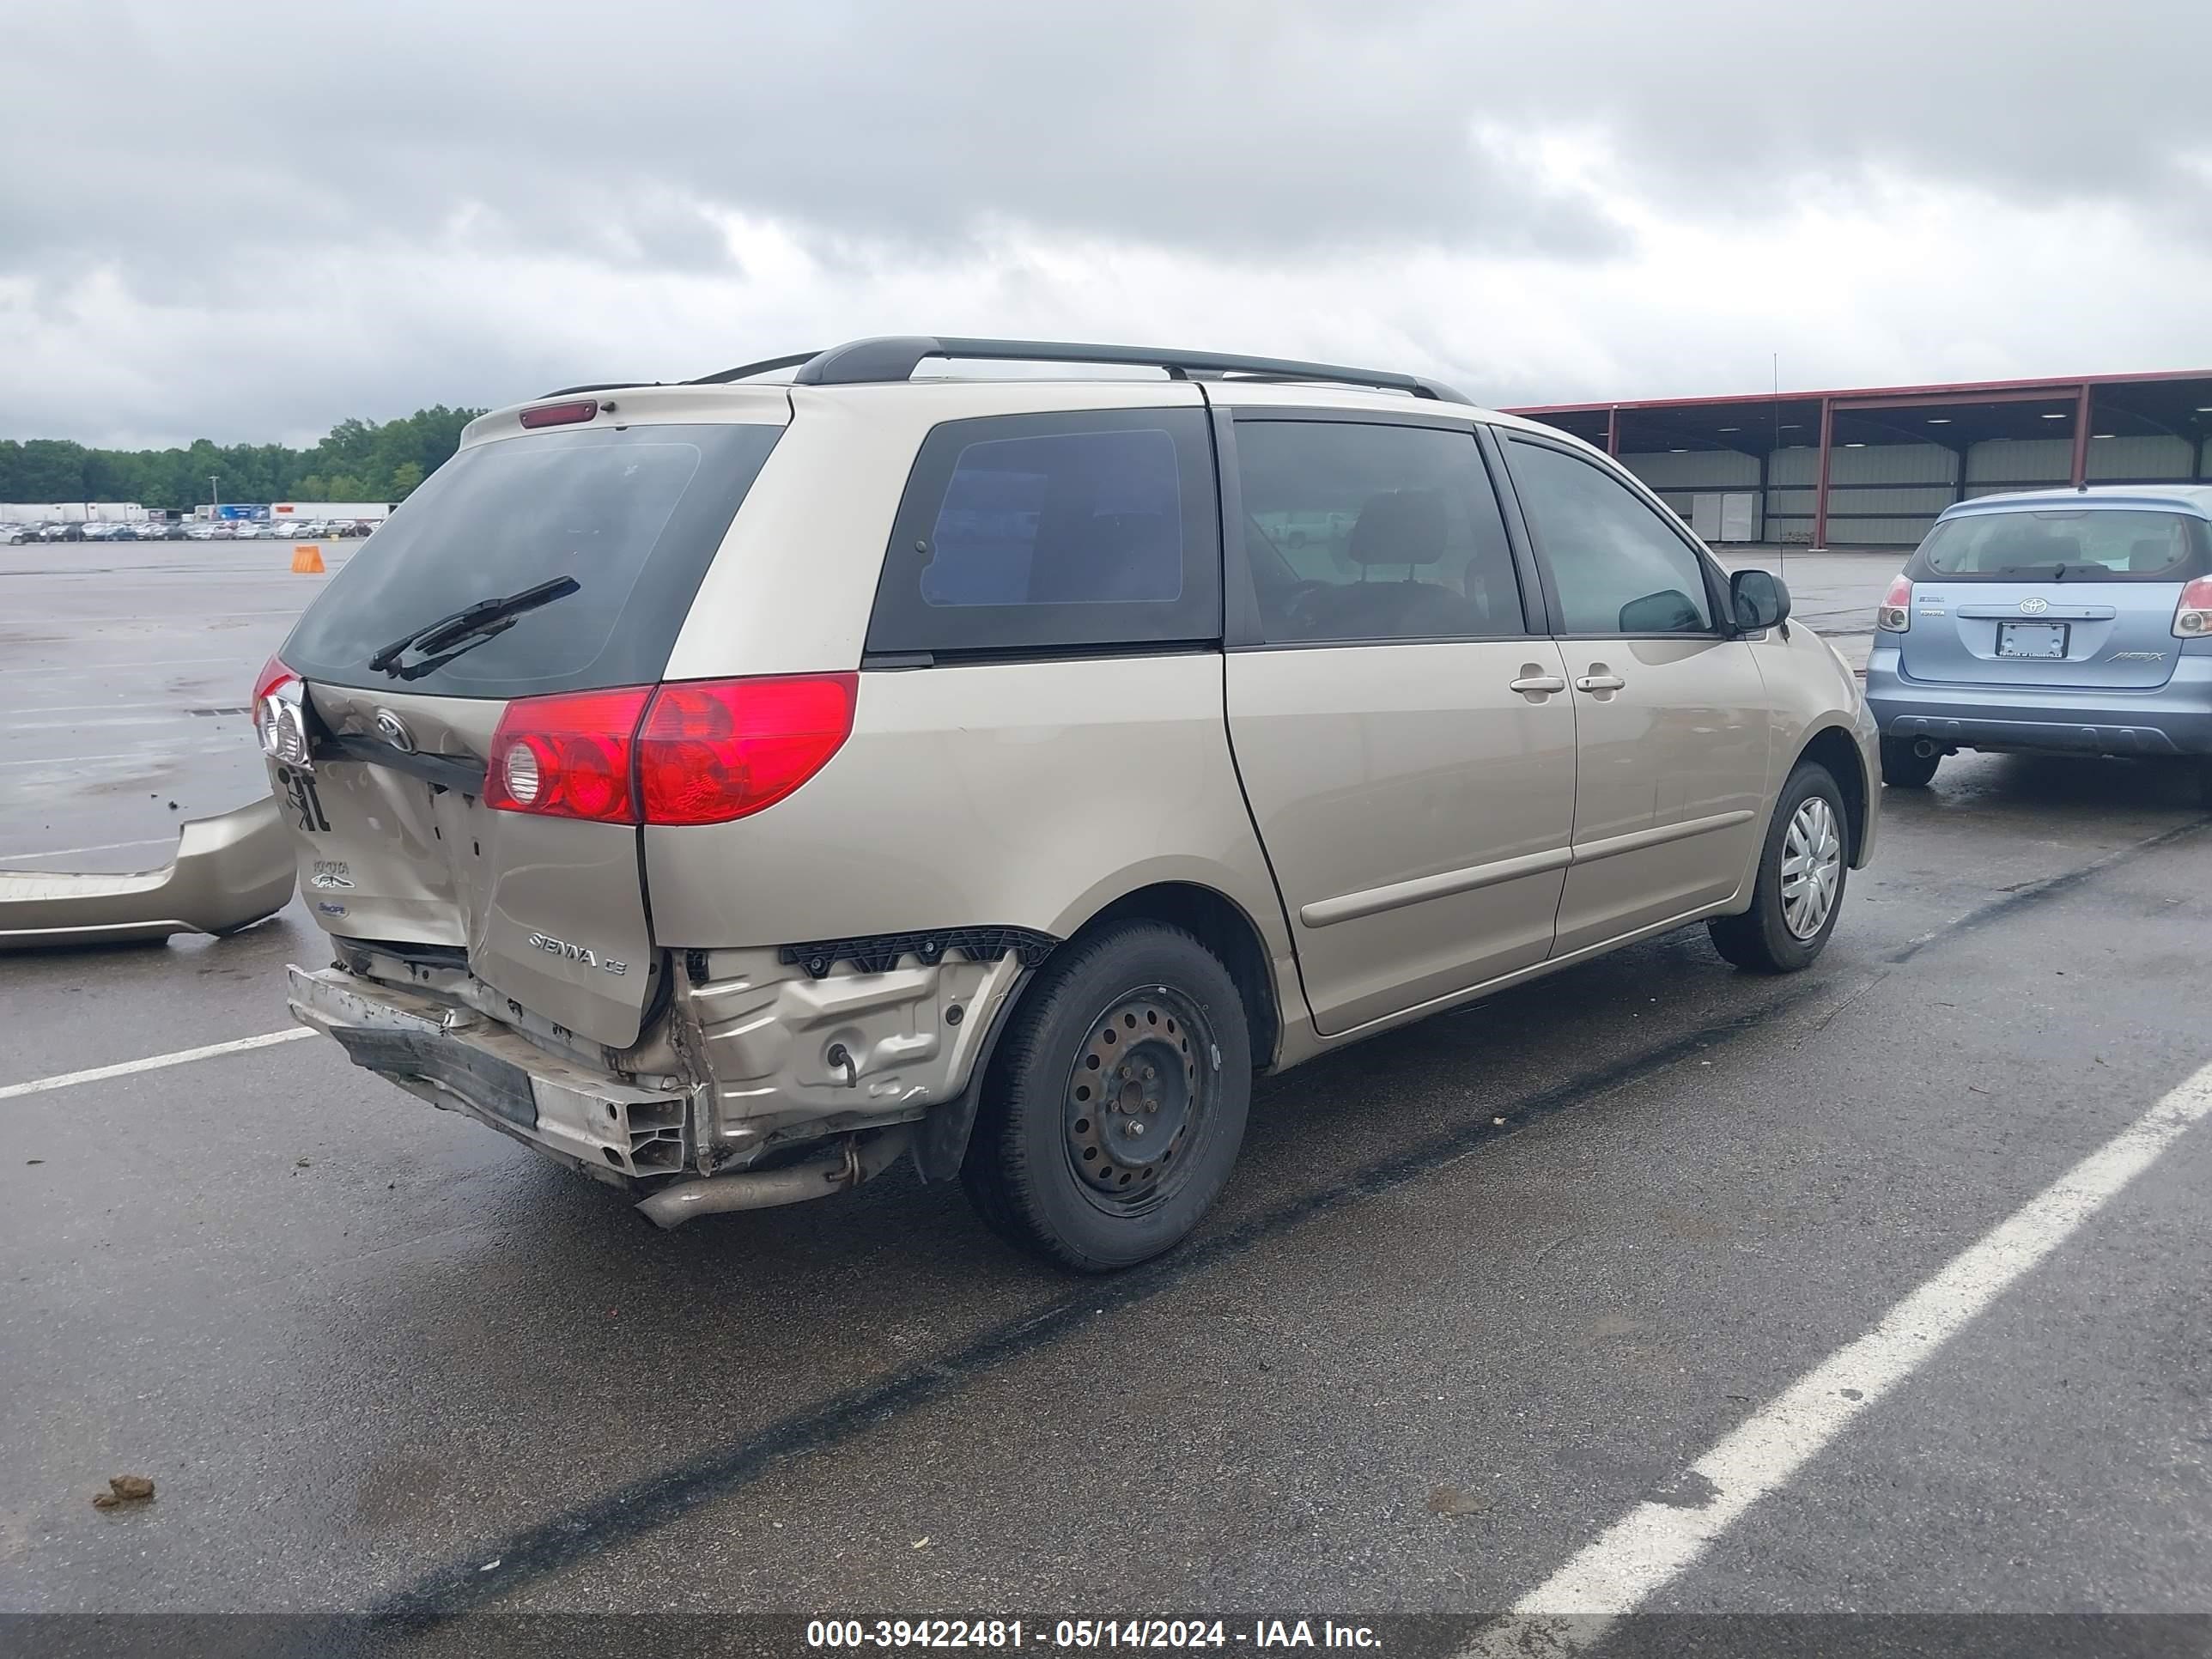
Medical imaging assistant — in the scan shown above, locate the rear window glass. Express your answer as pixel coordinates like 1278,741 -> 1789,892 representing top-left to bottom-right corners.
280,422 -> 782,697
1908,507 -> 2210,583
867,408 -> 1219,657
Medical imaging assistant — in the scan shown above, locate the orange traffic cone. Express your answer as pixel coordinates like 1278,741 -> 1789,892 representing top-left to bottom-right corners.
291,544 -> 325,574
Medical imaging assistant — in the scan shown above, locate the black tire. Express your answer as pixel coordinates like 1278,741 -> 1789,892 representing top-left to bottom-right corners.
2192,759 -> 2212,811
961,920 -> 1251,1273
1709,761 -> 1850,975
1880,735 -> 1940,788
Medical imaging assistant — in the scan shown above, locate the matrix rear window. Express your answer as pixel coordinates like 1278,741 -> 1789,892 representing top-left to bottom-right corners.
280,422 -> 782,698
1907,507 -> 2210,583
867,408 -> 1219,657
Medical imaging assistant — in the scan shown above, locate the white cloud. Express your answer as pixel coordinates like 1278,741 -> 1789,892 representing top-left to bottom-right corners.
3,0 -> 2207,444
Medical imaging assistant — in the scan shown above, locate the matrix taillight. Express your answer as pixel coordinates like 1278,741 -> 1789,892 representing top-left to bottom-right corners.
2174,577 -> 2212,639
483,674 -> 857,826
1877,574 -> 1911,633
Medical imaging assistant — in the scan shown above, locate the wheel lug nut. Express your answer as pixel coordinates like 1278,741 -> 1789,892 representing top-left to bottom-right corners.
1126,1120 -> 1146,1138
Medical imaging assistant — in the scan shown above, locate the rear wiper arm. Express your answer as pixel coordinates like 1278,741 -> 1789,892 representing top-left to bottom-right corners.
368,576 -> 580,673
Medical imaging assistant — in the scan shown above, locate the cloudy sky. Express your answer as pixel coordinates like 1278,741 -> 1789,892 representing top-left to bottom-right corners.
4,0 -> 2208,447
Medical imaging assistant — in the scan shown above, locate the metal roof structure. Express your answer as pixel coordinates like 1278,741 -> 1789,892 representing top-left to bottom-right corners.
1505,370 -> 2212,548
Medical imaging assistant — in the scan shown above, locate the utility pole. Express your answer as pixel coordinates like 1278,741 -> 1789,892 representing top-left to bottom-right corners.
210,476 -> 220,519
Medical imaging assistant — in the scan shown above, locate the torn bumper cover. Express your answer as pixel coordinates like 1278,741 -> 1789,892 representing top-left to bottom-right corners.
0,796 -> 296,950
287,963 -> 691,1188
287,933 -> 1042,1223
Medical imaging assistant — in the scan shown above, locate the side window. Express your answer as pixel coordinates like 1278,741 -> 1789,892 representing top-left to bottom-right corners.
1506,438 -> 1717,635
867,408 -> 1219,656
1234,420 -> 1526,643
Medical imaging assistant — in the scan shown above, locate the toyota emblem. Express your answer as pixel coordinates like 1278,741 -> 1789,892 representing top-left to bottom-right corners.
2018,597 -> 2050,615
374,709 -> 416,753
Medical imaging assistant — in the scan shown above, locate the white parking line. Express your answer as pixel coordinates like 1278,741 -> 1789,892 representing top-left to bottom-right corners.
14,714 -> 210,732
0,743 -> 240,768
1463,1057 -> 2212,1657
0,656 -> 241,676
0,1028 -> 316,1101
0,836 -> 173,864
13,708 -> 197,720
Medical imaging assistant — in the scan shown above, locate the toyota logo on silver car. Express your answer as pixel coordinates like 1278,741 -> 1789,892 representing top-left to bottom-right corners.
373,709 -> 416,752
2018,597 -> 2051,615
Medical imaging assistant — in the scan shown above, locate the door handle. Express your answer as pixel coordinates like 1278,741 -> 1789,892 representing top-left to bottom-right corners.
1575,672 -> 1626,692
1509,674 -> 1567,695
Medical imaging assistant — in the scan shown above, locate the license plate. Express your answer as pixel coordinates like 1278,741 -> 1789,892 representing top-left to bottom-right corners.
1997,621 -> 2069,659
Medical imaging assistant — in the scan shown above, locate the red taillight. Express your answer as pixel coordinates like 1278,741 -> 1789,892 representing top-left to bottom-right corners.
484,686 -> 652,822
484,675 -> 856,825
518,398 -> 598,429
1877,574 -> 1911,633
2174,576 -> 2212,639
637,674 -> 858,826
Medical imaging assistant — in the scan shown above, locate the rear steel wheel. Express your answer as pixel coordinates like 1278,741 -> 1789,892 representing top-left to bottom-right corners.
963,921 -> 1250,1273
1064,989 -> 1212,1216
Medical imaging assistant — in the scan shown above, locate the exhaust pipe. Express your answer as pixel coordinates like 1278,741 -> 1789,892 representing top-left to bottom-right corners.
1913,738 -> 1942,759
636,1126 -> 914,1229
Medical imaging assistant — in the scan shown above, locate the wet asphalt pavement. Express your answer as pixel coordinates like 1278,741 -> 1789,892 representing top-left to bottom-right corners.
2,542 -> 2209,1648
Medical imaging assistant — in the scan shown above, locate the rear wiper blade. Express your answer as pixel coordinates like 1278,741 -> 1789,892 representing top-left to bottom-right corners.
368,576 -> 580,673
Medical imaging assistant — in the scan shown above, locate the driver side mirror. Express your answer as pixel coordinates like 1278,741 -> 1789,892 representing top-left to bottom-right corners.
1730,568 -> 1790,632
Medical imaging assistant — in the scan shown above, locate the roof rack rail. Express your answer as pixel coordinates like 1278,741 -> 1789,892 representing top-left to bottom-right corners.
558,339 -> 1474,404
744,336 -> 1470,404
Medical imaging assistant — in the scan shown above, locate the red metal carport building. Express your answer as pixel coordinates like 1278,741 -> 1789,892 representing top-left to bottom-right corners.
1504,370 -> 2212,550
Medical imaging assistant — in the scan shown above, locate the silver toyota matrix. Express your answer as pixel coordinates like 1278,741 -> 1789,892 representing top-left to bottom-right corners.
263,337 -> 1879,1271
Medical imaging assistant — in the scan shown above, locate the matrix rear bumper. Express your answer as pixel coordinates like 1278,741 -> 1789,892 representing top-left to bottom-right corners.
1866,648 -> 2212,758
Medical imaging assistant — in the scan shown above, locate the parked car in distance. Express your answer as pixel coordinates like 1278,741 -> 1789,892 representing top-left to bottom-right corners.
265,336 -> 1878,1273
2,525 -> 28,544
1866,486 -> 2212,801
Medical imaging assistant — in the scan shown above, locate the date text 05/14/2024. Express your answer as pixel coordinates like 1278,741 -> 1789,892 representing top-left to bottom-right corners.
805,1620 -> 1383,1650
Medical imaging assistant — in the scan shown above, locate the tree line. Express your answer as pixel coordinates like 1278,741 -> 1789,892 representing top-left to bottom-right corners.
0,405 -> 486,511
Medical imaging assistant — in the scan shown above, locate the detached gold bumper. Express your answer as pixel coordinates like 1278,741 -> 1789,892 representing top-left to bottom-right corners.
0,797 -> 297,950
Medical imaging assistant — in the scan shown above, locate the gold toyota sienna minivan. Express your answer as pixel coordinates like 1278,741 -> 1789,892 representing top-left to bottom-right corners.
264,337 -> 1878,1271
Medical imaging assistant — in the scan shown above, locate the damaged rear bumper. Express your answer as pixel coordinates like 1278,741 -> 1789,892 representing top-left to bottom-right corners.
0,796 -> 297,950
288,930 -> 1039,1224
288,963 -> 690,1187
